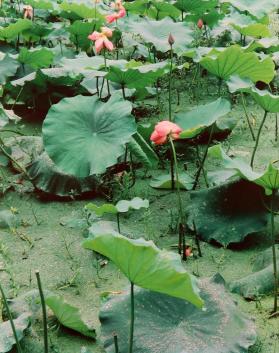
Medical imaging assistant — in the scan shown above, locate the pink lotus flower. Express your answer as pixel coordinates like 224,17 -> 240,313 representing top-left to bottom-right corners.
88,27 -> 114,54
106,1 -> 126,23
23,5 -> 33,20
197,19 -> 203,29
150,121 -> 182,145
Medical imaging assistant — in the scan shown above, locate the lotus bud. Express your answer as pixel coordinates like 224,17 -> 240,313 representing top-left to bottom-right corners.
168,33 -> 175,46
197,19 -> 203,29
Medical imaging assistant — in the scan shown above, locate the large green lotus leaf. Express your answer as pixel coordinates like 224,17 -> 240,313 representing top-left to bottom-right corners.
85,203 -> 118,216
43,94 -> 136,177
106,61 -> 170,89
243,87 -> 279,113
174,0 -> 218,14
0,313 -> 30,353
100,274 -> 257,353
226,75 -> 254,93
186,179 -> 268,246
148,1 -> 180,20
223,0 -> 277,19
232,22 -> 271,38
185,10 -> 224,29
18,47 -> 54,70
0,19 -> 32,40
46,295 -> 96,338
24,0 -> 54,10
83,233 -> 203,307
27,152 -> 100,198
68,21 -> 103,51
22,23 -> 52,42
59,1 -> 103,20
124,0 -> 149,14
128,132 -> 159,169
0,53 -> 19,84
200,45 -> 275,83
130,17 -> 193,54
150,173 -> 194,190
175,98 -> 231,139
208,144 -> 279,195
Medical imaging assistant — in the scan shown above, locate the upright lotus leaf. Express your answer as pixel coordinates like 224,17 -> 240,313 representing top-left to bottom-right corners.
0,19 -> 32,41
83,233 -> 203,307
226,75 -> 254,93
208,144 -> 279,195
59,2 -> 103,20
243,87 -> 279,113
106,61 -> 170,90
130,17 -> 193,54
115,197 -> 149,213
85,203 -> 118,217
18,47 -> 54,70
24,0 -> 54,10
200,45 -> 275,83
148,1 -> 180,20
43,94 -> 136,177
233,22 -> 271,38
46,296 -> 96,338
186,10 -> 224,29
22,23 -> 52,42
0,313 -> 30,353
174,0 -> 218,14
68,21 -> 103,51
186,179 -> 268,246
0,54 -> 19,84
175,98 -> 231,139
100,275 -> 257,353
223,0 -> 277,19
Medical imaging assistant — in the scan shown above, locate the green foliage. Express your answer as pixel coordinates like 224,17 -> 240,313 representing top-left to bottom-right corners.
83,232 -> 203,307
0,54 -> 19,84
150,173 -> 194,190
42,94 -> 136,177
128,132 -> 159,169
18,47 -> 54,69
46,296 -> 96,338
0,19 -> 32,41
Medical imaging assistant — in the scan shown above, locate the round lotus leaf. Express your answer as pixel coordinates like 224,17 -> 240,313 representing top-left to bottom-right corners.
100,274 -> 257,353
42,94 -> 136,177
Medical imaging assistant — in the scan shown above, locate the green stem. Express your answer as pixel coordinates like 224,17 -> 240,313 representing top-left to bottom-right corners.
0,283 -> 23,353
116,213 -> 121,233
270,190 -> 278,313
169,138 -> 184,224
168,45 -> 173,121
192,124 -> 214,190
113,332 -> 119,353
103,50 -> 111,97
35,271 -> 48,353
128,282 -> 135,353
250,110 -> 268,168
241,93 -> 255,141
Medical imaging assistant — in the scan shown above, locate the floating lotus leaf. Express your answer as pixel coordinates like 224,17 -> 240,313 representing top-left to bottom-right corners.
186,179 -> 268,246
208,144 -> 279,195
43,94 -> 136,177
130,17 -> 193,54
27,152 -> 100,197
200,45 -> 275,83
176,98 -> 231,139
46,295 -> 96,338
230,246 -> 279,299
83,232 -> 203,307
0,313 -> 30,353
224,0 -> 277,19
100,274 -> 257,353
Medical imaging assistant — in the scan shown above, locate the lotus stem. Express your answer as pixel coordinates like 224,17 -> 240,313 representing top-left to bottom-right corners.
113,332 -> 119,353
192,124 -> 214,190
275,114 -> 278,142
35,271 -> 48,353
270,190 -> 278,313
128,282 -> 135,353
250,110 -> 268,168
116,213 -> 121,233
241,93 -> 255,141
0,283 -> 23,353
168,44 -> 173,121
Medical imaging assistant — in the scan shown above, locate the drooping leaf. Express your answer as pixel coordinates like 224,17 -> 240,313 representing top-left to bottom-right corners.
0,313 -> 30,353
18,47 -> 54,70
0,54 -> 19,84
46,296 -> 96,338
208,144 -> 279,195
130,17 -> 193,54
200,45 -> 275,83
128,132 -> 159,169
42,94 -> 136,177
100,274 -> 257,353
83,233 -> 203,307
150,173 -> 194,190
186,179 -> 268,246
243,87 -> 279,113
176,98 -> 231,139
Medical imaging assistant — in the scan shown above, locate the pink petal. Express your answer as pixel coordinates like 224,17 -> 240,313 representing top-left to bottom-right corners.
101,26 -> 113,38
95,38 -> 104,54
104,38 -> 114,52
88,31 -> 100,41
117,8 -> 126,18
106,14 -> 117,23
150,130 -> 167,145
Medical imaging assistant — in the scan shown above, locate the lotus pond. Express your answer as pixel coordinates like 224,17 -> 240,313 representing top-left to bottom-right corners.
0,0 -> 279,353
